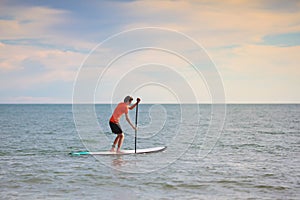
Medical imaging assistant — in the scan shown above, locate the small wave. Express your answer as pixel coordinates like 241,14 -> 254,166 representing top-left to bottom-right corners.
216,180 -> 242,185
254,185 -> 288,190
161,182 -> 208,190
239,143 -> 265,148
257,130 -> 286,135
229,143 -> 265,150
262,173 -> 275,177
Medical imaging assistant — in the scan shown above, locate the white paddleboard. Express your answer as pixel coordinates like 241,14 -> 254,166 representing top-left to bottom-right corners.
70,146 -> 166,156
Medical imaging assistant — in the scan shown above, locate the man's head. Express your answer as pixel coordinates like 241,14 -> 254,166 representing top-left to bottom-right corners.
124,96 -> 133,105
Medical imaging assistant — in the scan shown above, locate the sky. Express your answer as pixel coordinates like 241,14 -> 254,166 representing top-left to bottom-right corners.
0,0 -> 300,103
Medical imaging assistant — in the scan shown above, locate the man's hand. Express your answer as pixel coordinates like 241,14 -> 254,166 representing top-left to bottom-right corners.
132,125 -> 137,131
129,98 -> 140,110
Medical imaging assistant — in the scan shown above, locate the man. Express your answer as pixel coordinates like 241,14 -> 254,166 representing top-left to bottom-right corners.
109,96 -> 140,152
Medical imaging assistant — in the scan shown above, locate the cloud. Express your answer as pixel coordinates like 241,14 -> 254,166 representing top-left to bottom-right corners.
0,2 -> 97,52
215,44 -> 300,75
92,49 -> 210,103
1,0 -> 300,103
0,5 -> 67,39
121,0 -> 300,47
0,42 -> 84,91
117,0 -> 300,102
213,44 -> 300,102
0,2 -> 90,91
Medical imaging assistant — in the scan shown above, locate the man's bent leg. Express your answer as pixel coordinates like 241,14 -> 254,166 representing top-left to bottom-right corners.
117,133 -> 124,152
111,135 -> 120,152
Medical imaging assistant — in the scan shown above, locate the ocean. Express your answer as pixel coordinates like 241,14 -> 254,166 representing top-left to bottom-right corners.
0,104 -> 299,199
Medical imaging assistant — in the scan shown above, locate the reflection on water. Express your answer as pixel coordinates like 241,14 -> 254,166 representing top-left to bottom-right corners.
112,155 -> 125,167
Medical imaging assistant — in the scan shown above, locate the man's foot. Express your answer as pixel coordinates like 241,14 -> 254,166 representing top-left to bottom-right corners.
110,148 -> 115,152
110,144 -> 116,152
116,148 -> 123,153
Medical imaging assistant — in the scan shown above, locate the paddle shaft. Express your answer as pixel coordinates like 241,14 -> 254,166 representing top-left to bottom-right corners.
135,102 -> 138,153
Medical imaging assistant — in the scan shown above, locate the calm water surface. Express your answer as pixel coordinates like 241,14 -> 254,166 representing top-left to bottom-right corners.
0,104 -> 299,199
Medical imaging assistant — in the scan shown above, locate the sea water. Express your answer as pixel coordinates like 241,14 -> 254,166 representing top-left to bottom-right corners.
0,104 -> 299,199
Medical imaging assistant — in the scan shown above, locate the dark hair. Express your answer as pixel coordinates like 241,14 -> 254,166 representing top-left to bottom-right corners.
124,96 -> 133,103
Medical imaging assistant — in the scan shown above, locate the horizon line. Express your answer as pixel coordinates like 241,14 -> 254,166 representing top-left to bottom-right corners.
0,102 -> 299,105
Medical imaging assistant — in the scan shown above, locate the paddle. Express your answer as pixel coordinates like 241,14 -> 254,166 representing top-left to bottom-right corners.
135,98 -> 140,153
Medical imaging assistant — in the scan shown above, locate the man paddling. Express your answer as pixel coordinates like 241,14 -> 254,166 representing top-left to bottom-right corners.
109,96 -> 140,153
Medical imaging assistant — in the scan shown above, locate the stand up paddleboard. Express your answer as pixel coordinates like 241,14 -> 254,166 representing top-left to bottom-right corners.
70,146 -> 166,156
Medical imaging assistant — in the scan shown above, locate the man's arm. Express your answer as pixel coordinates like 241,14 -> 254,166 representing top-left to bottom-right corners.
125,113 -> 136,130
129,98 -> 141,110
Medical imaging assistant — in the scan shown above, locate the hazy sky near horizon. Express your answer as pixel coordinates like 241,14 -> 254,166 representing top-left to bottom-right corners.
0,0 -> 300,103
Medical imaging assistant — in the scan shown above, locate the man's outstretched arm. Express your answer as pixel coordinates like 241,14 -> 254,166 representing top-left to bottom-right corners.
125,113 -> 136,130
